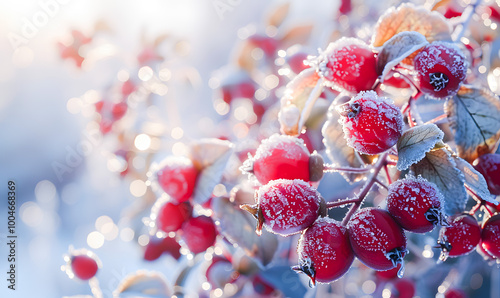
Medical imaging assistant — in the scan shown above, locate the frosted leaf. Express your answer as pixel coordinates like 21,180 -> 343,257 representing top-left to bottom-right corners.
411,148 -> 467,215
372,3 -> 451,48
397,123 -> 445,171
377,31 -> 428,81
266,1 -> 290,28
211,196 -> 278,266
279,68 -> 322,135
279,24 -> 314,49
452,156 -> 498,205
113,270 -> 170,298
322,99 -> 365,183
190,138 -> 234,204
445,85 -> 500,163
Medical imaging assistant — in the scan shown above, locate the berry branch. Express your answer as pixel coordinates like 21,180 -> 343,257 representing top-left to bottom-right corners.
341,152 -> 389,226
453,0 -> 483,42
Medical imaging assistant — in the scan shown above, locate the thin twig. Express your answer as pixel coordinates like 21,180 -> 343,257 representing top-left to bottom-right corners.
453,0 -> 483,42
326,198 -> 360,208
323,164 -> 371,173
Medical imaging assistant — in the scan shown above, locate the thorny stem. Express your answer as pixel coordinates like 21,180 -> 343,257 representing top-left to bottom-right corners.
453,0 -> 483,42
341,152 -> 389,226
323,164 -> 371,174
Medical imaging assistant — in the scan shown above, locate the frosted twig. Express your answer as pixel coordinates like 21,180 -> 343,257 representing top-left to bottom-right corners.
323,164 -> 371,173
452,0 -> 483,42
342,152 -> 389,226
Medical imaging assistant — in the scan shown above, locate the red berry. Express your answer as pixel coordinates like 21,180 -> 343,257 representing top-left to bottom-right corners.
472,153 -> 500,195
144,236 -> 181,261
386,176 -> 446,233
121,79 -> 136,96
337,91 -> 403,155
389,278 -> 416,298
481,213 -> 500,258
71,254 -> 99,280
315,37 -> 378,93
375,263 -> 402,280
348,208 -> 407,272
287,51 -> 310,74
182,215 -> 217,254
156,156 -> 198,203
444,288 -> 467,298
248,34 -> 278,57
437,214 -> 481,261
414,42 -> 467,99
242,134 -> 312,184
252,274 -> 276,295
294,217 -> 354,285
155,201 -> 193,233
241,179 -> 324,236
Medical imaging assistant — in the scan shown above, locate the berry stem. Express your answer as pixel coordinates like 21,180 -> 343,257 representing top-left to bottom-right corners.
464,184 -> 495,205
383,164 -> 392,184
341,152 -> 389,226
374,177 -> 389,190
323,164 -> 371,174
425,114 -> 448,125
298,77 -> 325,133
469,200 -> 482,216
326,198 -> 360,209
452,0 -> 483,42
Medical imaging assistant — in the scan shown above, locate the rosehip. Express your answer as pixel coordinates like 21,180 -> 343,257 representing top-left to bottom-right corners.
386,176 -> 446,233
480,213 -> 500,258
437,214 -> 481,261
314,37 -> 378,93
241,179 -> 325,236
337,91 -> 403,155
472,153 -> 500,195
241,134 -> 323,184
294,217 -> 354,285
156,156 -> 198,203
348,208 -> 407,272
181,215 -> 217,254
155,201 -> 193,233
287,50 -> 310,74
70,254 -> 99,280
414,42 -> 467,99
444,288 -> 467,298
388,278 -> 416,298
144,236 -> 181,261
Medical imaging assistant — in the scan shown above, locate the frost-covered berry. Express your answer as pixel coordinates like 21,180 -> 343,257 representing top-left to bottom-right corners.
182,215 -> 217,254
388,278 -> 416,298
414,42 -> 467,99
294,217 -> 354,285
155,201 -> 193,233
386,176 -> 446,233
242,134 -> 322,185
241,179 -> 324,236
437,214 -> 481,261
156,156 -> 199,203
480,213 -> 500,259
70,254 -> 99,280
473,153 -> 500,195
337,91 -> 403,155
348,208 -> 407,273
313,37 -> 378,93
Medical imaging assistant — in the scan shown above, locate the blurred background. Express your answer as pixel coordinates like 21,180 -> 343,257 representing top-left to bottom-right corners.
1,0 -> 500,297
